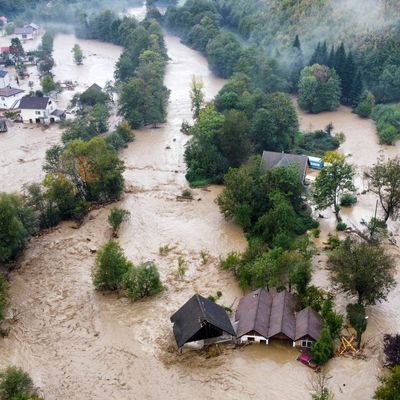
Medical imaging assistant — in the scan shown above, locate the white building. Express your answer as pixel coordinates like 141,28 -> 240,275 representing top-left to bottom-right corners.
0,87 -> 24,109
0,70 -> 10,88
19,96 -> 64,123
14,26 -> 36,40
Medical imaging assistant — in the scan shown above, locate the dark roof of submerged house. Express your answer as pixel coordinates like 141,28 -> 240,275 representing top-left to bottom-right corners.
235,289 -> 323,341
235,289 -> 299,340
295,306 -> 324,341
261,151 -> 308,182
19,96 -> 49,109
85,83 -> 102,92
170,294 -> 235,348
0,87 -> 24,97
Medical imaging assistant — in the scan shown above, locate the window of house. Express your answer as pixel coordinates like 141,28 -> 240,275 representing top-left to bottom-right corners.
35,111 -> 41,115
301,340 -> 313,348
247,337 -> 255,342
1,97 -> 4,100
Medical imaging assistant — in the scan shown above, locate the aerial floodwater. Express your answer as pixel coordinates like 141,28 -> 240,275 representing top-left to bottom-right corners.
0,2 -> 400,400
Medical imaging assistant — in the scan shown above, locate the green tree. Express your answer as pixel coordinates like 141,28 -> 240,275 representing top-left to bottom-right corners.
0,366 -> 34,400
370,157 -> 400,222
40,32 -> 54,56
298,64 -> 341,113
354,90 -> 375,118
321,297 -> 343,339
190,76 -> 204,120
0,193 -> 37,264
92,241 -> 131,291
328,238 -> 396,306
37,56 -> 55,75
219,109 -> 251,167
9,38 -> 24,59
72,44 -> 84,65
41,74 -> 58,94
346,303 -> 368,348
108,207 -> 130,237
314,159 -> 355,221
123,261 -> 163,300
311,327 -> 334,365
374,366 -> 400,400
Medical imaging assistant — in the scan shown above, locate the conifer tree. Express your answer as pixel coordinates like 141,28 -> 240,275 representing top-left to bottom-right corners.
327,46 -> 335,68
341,51 -> 356,104
350,70 -> 363,105
334,43 -> 346,83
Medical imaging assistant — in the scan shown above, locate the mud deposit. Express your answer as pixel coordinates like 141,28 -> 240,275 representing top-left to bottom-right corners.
1,8 -> 400,400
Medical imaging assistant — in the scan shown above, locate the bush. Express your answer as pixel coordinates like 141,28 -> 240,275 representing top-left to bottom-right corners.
123,262 -> 163,300
354,90 -> 375,118
311,328 -> 334,365
347,303 -> 368,347
0,274 -> 8,322
108,207 -> 130,237
336,222 -> 347,231
374,365 -> 400,400
0,366 -> 34,400
177,256 -> 187,278
340,193 -> 357,207
92,241 -> 131,291
383,334 -> 400,367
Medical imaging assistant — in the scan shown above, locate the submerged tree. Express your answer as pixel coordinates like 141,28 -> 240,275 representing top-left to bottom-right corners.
370,157 -> 400,222
108,207 -> 130,237
190,76 -> 204,120
374,366 -> 400,400
347,303 -> 368,348
328,238 -> 396,306
314,158 -> 355,221
383,334 -> 400,368
72,44 -> 84,65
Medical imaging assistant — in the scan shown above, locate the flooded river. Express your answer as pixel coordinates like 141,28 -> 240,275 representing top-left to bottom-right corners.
1,5 -> 400,399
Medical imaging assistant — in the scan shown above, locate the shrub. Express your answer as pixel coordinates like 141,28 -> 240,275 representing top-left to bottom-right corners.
181,188 -> 193,199
325,234 -> 340,249
340,193 -> 357,207
312,228 -> 321,238
92,241 -> 131,291
123,262 -> 163,300
177,256 -> 187,279
321,298 -> 343,339
354,90 -> 375,118
347,303 -> 368,347
0,366 -> 34,400
108,207 -> 130,237
374,365 -> 400,400
200,250 -> 210,265
220,251 -> 242,272
159,244 -> 172,256
0,274 -> 9,322
383,334 -> 400,368
336,222 -> 347,231
311,328 -> 334,365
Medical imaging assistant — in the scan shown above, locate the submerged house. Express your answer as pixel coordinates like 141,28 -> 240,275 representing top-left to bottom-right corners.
261,151 -> 309,183
235,289 -> 323,348
170,294 -> 235,348
19,96 -> 64,124
0,87 -> 24,109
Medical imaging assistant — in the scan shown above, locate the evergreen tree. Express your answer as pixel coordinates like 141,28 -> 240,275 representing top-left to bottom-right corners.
350,70 -> 363,105
333,42 -> 346,83
309,42 -> 320,65
291,35 -> 304,91
341,51 -> 356,104
327,45 -> 335,68
319,41 -> 328,65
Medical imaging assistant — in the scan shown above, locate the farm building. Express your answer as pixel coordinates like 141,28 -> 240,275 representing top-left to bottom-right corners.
170,294 -> 235,348
235,289 -> 323,348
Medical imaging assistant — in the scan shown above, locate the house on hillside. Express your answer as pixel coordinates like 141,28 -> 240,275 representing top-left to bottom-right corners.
0,69 -> 10,88
235,289 -> 323,348
19,96 -> 64,123
261,151 -> 309,183
170,294 -> 236,349
0,87 -> 24,109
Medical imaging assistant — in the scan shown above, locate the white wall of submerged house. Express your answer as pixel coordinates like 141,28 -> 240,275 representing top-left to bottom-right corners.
239,335 -> 315,348
0,72 -> 10,88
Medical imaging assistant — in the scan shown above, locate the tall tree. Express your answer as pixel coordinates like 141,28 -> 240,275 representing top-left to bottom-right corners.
314,158 -> 355,220
72,44 -> 84,65
189,76 -> 205,120
341,51 -> 356,104
9,37 -> 24,59
370,157 -> 400,222
329,238 -> 396,306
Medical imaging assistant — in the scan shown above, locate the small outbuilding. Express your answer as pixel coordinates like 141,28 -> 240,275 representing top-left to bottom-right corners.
170,294 -> 235,348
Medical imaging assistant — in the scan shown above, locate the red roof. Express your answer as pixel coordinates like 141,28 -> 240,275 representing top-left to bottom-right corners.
0,47 -> 9,53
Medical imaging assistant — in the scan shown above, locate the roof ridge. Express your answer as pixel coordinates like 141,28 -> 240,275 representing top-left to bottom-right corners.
195,294 -> 206,321
254,288 -> 263,332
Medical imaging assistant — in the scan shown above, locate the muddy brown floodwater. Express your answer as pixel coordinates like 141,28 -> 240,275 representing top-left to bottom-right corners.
1,5 -> 400,399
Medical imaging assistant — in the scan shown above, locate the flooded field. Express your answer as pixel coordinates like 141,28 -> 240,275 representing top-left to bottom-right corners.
1,5 -> 400,400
